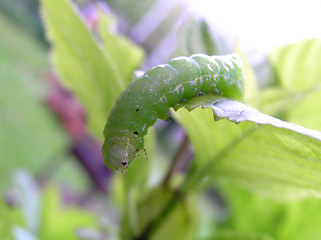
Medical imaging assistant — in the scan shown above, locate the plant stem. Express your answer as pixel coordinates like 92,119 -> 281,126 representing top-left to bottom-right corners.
132,188 -> 184,240
133,168 -> 196,240
162,134 -> 191,187
134,127 -> 257,239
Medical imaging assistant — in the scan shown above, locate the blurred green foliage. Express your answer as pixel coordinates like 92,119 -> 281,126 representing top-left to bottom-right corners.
39,186 -> 98,240
173,19 -> 321,239
106,0 -> 156,24
1,0 -> 321,239
0,0 -> 45,42
0,12 -> 68,192
121,186 -> 199,240
0,199 -> 23,240
268,39 -> 321,131
218,181 -> 321,240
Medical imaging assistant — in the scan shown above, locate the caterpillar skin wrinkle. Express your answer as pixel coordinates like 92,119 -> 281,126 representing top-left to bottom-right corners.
103,54 -> 245,171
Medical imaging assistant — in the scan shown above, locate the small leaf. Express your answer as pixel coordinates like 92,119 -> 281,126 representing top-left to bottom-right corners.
40,0 -> 124,139
97,10 -> 145,83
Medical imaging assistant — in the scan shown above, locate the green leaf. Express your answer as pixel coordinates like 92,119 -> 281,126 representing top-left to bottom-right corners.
287,88 -> 321,131
277,198 -> 321,240
0,78 -> 67,192
97,10 -> 145,84
217,182 -> 286,238
0,13 -> 68,193
173,108 -> 241,169
270,39 -> 321,93
174,17 -> 234,57
218,181 -> 321,240
178,95 -> 320,140
40,0 -> 124,139
267,39 -> 321,131
235,44 -> 259,107
0,13 -> 47,83
258,87 -> 293,118
174,95 -> 321,199
39,186 -> 98,240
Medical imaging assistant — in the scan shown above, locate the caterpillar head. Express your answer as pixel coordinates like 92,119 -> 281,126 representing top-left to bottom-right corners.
103,140 -> 137,171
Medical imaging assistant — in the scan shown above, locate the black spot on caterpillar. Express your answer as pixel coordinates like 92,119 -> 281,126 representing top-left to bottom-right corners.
103,54 -> 245,171
121,161 -> 127,166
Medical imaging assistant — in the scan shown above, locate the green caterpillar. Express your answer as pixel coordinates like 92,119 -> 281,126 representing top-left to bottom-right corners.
103,54 -> 245,171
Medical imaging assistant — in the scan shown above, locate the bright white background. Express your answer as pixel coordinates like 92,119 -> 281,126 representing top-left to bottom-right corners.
188,0 -> 321,52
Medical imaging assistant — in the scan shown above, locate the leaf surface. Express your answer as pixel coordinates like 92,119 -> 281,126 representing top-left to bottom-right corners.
97,10 -> 145,84
41,0 -> 128,139
174,95 -> 321,198
218,181 -> 321,240
266,39 -> 321,131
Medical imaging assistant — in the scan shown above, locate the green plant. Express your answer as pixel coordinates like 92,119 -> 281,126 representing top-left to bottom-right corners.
35,0 -> 321,239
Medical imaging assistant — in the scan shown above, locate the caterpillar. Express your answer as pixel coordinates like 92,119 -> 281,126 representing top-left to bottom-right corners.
102,54 -> 245,171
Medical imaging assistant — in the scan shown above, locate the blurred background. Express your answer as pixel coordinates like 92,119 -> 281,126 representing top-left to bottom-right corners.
1,0 -> 321,239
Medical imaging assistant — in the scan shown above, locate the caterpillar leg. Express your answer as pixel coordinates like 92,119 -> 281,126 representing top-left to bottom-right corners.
132,148 -> 148,160
160,113 -> 171,121
143,148 -> 149,161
